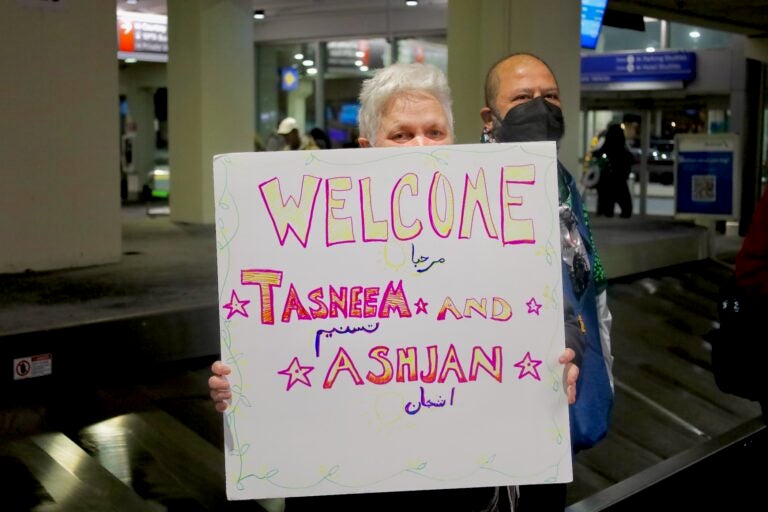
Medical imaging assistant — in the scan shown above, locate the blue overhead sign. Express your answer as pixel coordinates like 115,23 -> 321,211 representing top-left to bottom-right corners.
281,67 -> 299,92
581,51 -> 696,84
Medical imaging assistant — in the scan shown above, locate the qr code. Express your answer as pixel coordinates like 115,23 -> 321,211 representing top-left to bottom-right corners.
691,175 -> 716,202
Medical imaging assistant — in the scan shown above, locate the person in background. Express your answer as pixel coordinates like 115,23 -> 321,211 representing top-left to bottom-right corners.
736,186 -> 768,295
253,133 -> 265,152
309,127 -> 332,149
480,52 -> 615,511
591,123 -> 634,218
210,62 -> 583,512
265,117 -> 316,151
342,128 -> 360,148
278,116 -> 302,150
734,186 -> 768,420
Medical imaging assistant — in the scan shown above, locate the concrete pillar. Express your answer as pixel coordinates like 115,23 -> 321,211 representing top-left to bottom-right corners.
745,38 -> 768,64
314,41 -> 326,130
654,110 -> 663,137
255,45 -> 280,141
167,0 -> 254,224
0,0 -> 120,273
122,84 -> 156,195
448,0 -> 581,173
288,80 -> 314,133
119,61 -> 168,196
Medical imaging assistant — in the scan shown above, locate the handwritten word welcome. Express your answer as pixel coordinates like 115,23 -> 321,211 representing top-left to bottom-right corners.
258,166 -> 537,248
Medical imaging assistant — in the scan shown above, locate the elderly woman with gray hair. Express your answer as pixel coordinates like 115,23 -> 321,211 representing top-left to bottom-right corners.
356,62 -> 453,148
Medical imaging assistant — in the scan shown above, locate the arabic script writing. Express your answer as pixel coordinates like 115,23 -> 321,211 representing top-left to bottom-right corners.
314,322 -> 380,356
405,386 -> 456,415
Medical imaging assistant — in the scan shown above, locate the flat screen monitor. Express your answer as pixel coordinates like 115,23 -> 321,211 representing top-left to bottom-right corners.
339,103 -> 360,126
581,0 -> 608,49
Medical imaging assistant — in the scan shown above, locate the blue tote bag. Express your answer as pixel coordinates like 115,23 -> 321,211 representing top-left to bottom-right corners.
561,179 -> 614,453
566,276 -> 614,452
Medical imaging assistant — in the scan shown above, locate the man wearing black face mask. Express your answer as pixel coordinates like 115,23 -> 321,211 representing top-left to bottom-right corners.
481,53 -> 615,512
480,54 -> 564,145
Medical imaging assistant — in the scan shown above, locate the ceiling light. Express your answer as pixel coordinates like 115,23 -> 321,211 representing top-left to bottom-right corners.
307,68 -> 318,75
354,60 -> 364,67
302,59 -> 314,67
689,30 -> 701,39
253,10 -> 265,20
355,51 -> 365,58
124,58 -> 138,64
127,0 -> 138,5
645,46 -> 656,52
405,1 -> 419,6
359,65 -> 369,72
294,53 -> 304,60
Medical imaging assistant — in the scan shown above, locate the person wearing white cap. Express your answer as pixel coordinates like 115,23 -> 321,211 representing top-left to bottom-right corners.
265,116 -> 316,151
277,117 -> 299,148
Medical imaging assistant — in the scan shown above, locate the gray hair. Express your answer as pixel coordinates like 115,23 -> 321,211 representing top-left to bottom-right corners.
357,63 -> 453,145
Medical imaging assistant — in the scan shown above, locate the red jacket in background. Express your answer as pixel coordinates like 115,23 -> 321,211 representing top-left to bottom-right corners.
736,187 -> 768,296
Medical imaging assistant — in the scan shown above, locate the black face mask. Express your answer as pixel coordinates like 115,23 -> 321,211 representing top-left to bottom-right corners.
492,97 -> 565,144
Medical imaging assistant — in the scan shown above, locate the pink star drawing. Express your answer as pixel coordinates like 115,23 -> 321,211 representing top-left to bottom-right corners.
223,289 -> 250,320
415,298 -> 429,315
514,351 -> 543,381
277,357 -> 315,391
526,297 -> 542,316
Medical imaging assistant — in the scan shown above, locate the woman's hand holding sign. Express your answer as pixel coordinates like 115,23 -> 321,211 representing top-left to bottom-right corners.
560,347 -> 579,404
209,360 -> 232,413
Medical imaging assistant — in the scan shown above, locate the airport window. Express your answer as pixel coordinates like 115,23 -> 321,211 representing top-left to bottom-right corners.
397,38 -> 447,72
669,23 -> 733,50
255,36 -> 447,150
592,19 -> 661,53
589,18 -> 732,54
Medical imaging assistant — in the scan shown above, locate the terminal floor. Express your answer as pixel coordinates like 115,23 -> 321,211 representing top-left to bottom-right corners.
0,204 -> 761,510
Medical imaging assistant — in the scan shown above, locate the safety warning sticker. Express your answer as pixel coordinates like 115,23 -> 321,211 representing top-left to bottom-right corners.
13,353 -> 52,380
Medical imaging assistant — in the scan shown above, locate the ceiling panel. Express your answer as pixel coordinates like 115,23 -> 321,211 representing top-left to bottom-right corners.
609,0 -> 768,37
116,1 -> 768,38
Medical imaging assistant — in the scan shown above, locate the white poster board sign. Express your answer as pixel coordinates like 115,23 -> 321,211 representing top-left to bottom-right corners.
213,142 -> 572,500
